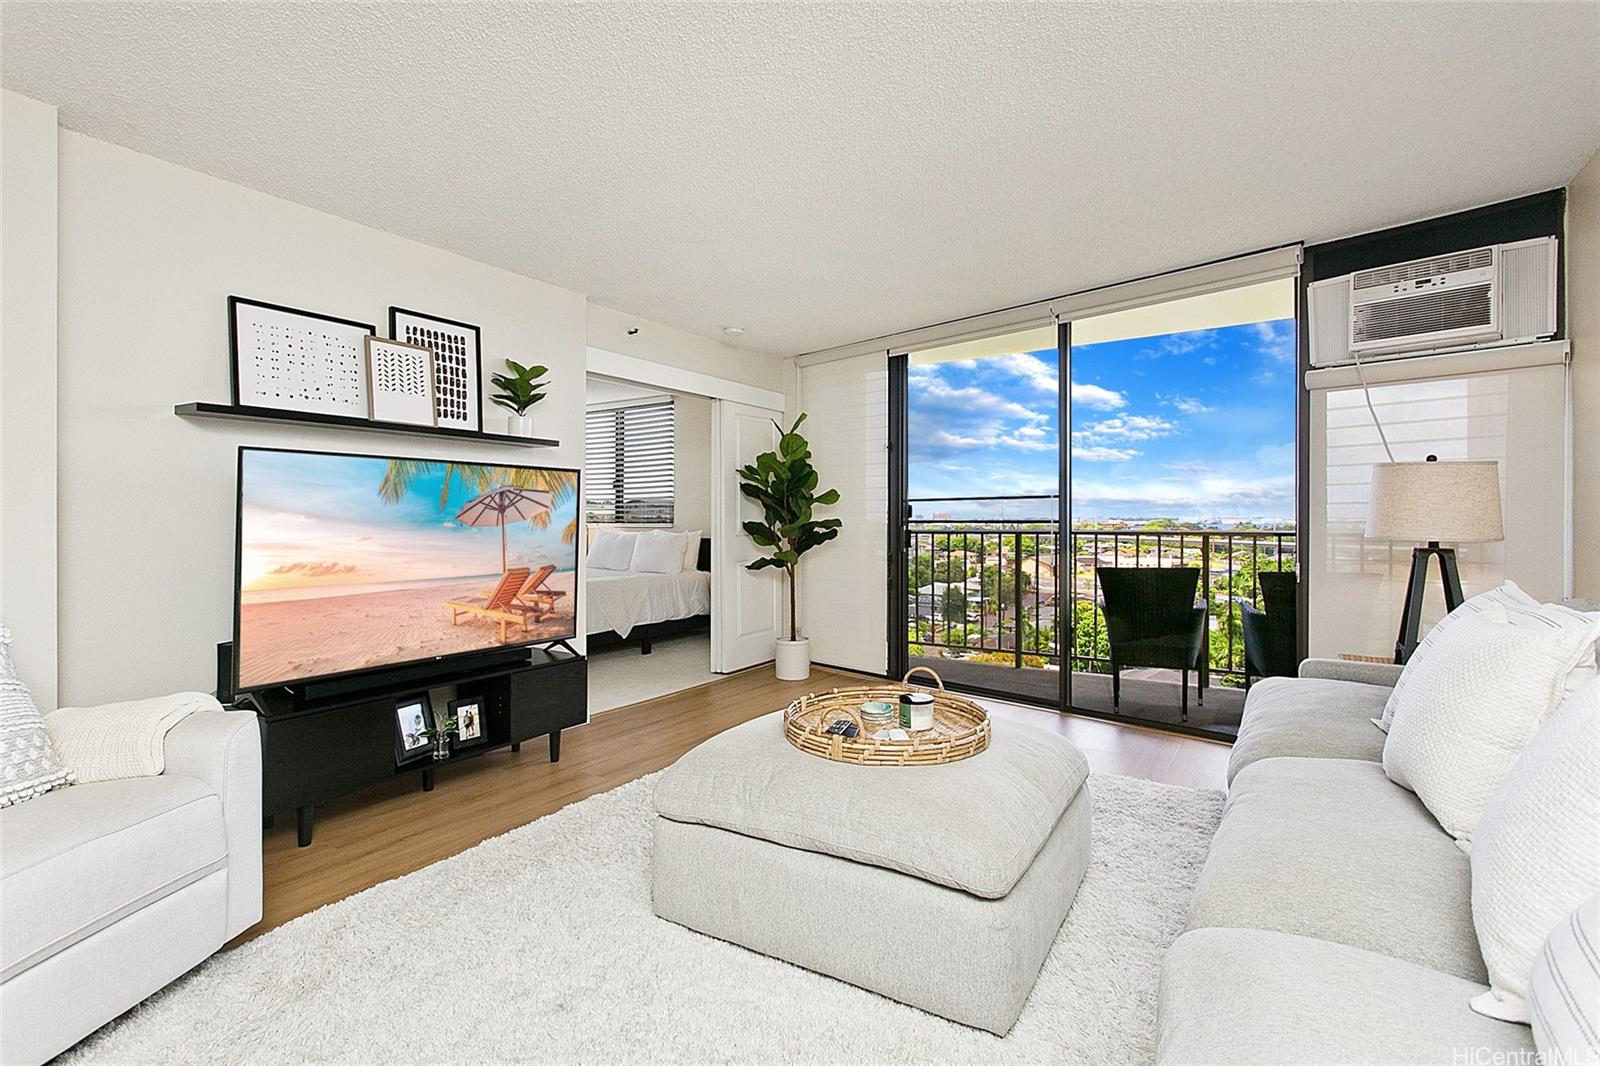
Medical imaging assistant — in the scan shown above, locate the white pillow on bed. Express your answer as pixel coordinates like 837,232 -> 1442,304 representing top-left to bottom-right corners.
631,531 -> 686,574
677,530 -> 703,571
586,530 -> 637,571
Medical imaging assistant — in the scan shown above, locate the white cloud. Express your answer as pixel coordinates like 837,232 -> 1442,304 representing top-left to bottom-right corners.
1158,393 -> 1213,415
1072,445 -> 1141,462
1071,471 -> 1295,519
1070,382 -> 1126,410
1140,329 -> 1218,358
1074,414 -> 1178,443
1251,320 -> 1295,363
914,380 -> 1045,423
992,352 -> 1058,393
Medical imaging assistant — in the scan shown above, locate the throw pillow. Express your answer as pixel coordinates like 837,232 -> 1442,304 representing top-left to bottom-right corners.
1527,895 -> 1600,1062
1377,580 -> 1538,732
1381,607 -> 1600,846
0,624 -> 73,807
677,529 -> 704,571
1469,680 -> 1600,1023
630,530 -> 686,575
585,530 -> 637,571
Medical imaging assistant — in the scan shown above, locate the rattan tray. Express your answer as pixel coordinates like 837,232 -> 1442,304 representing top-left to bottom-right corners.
782,667 -> 991,766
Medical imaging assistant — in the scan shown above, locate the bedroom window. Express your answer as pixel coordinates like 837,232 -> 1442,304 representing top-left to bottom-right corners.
585,400 -> 675,524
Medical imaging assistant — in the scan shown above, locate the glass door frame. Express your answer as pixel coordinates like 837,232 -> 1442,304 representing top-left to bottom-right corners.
886,322 -> 1072,713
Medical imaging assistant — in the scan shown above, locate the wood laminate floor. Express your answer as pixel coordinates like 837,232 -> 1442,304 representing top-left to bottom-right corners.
239,665 -> 1231,946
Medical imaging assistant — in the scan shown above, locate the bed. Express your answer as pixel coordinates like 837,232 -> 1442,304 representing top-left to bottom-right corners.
586,538 -> 711,654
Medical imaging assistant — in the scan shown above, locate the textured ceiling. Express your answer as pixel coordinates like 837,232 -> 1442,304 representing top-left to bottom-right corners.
4,2 -> 1598,356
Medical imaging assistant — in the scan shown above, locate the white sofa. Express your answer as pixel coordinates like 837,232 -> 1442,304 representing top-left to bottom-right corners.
1156,659 -> 1535,1064
0,707 -> 262,1064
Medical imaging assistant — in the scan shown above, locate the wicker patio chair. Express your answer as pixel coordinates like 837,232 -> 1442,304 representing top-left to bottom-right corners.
1096,566 -> 1208,722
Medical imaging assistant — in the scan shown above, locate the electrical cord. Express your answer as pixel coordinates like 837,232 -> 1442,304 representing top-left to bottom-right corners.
1351,346 -> 1396,463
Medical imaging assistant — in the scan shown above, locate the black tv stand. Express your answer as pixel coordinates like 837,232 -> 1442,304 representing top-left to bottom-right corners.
241,646 -> 586,846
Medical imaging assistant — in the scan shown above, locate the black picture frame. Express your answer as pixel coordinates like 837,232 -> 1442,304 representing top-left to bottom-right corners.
394,694 -> 436,765
448,696 -> 487,749
388,307 -> 484,433
228,295 -> 375,412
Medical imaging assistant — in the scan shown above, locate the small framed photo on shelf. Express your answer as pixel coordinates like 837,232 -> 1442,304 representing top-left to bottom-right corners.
229,296 -> 374,417
389,307 -> 483,432
449,696 -> 486,748
394,695 -> 436,765
365,336 -> 436,426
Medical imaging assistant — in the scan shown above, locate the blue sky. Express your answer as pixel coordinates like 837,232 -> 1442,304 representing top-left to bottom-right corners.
239,451 -> 577,590
907,319 -> 1296,521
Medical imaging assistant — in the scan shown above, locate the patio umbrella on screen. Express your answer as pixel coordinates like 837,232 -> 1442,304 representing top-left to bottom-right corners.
455,486 -> 554,573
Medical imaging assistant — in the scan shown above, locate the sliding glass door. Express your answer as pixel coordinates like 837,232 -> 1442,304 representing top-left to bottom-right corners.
892,276 -> 1298,741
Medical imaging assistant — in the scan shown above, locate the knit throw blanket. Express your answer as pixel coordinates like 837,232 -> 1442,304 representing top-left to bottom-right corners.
47,692 -> 219,783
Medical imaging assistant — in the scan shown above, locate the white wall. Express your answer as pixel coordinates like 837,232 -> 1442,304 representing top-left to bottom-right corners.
587,302 -> 785,393
795,354 -> 888,673
1569,149 -> 1600,600
54,131 -> 588,705
673,392 -> 713,533
0,90 -> 60,707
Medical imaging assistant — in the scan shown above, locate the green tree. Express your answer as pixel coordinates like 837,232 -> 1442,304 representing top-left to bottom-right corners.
940,584 -> 969,622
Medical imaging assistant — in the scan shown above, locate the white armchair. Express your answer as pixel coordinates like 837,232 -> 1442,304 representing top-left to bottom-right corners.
0,700 -> 261,1065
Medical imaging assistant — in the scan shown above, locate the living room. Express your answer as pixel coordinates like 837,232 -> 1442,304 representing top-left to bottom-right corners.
1,4 -> 1597,1064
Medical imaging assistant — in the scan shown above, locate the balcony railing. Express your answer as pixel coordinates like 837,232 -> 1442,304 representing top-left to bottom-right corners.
907,511 -> 1295,681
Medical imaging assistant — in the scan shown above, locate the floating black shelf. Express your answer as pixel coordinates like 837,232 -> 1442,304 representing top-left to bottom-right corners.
174,402 -> 558,447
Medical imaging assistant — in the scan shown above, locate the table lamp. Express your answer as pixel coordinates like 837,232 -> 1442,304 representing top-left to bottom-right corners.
1366,455 -> 1503,664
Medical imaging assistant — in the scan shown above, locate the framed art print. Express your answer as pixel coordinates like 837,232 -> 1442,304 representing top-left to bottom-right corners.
389,307 -> 483,432
230,297 -> 374,416
394,695 -> 436,765
449,696 -> 486,748
365,336 -> 436,426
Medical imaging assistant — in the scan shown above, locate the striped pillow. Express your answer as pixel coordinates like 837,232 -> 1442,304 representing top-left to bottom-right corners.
1528,896 -> 1599,1062
1470,680 -> 1600,1023
0,625 -> 73,808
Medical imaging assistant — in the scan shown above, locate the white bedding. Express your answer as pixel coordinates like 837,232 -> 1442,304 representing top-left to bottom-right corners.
586,568 -> 712,638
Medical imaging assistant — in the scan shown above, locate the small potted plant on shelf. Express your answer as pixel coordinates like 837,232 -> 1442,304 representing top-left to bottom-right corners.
737,413 -> 842,681
490,359 -> 549,436
421,715 -> 459,762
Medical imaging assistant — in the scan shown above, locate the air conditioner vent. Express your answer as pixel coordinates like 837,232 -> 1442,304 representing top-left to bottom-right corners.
1353,248 -> 1494,290
1352,284 -> 1494,345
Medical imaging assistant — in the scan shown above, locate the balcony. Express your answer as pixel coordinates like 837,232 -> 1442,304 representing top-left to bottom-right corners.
906,518 -> 1296,736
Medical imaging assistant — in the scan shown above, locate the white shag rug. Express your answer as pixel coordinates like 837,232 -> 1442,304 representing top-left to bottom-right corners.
63,772 -> 1224,1065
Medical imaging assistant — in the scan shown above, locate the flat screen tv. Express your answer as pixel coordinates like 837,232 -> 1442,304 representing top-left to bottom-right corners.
233,445 -> 580,692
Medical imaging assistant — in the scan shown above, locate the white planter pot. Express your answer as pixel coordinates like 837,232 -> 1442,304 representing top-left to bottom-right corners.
774,638 -> 811,681
504,412 -> 533,437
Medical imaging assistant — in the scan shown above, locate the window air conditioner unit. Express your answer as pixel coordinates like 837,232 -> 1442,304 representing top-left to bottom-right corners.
1308,236 -> 1557,368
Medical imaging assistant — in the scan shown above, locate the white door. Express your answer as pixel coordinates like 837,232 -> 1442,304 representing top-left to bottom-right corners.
711,401 -> 784,672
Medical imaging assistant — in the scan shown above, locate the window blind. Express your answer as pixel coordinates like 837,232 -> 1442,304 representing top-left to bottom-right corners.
585,400 -> 675,524
1305,342 -> 1571,659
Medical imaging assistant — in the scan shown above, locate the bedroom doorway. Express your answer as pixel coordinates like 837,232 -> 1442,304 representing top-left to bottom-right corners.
583,372 -> 717,713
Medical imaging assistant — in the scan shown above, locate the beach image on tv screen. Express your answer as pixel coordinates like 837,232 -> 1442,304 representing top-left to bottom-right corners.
236,448 -> 579,689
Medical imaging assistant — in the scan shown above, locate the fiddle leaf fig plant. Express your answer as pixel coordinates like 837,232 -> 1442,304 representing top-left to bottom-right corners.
489,359 -> 549,416
737,413 -> 842,642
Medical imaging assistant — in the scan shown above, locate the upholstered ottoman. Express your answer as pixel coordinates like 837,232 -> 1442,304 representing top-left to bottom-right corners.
651,711 -> 1091,1034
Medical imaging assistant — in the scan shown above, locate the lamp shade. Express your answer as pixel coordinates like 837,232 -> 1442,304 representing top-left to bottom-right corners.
1365,459 -> 1504,543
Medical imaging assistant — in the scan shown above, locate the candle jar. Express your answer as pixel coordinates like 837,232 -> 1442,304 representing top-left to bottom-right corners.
899,691 -> 935,731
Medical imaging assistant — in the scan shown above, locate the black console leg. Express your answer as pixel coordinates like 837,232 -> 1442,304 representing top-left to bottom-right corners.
296,805 -> 315,848
549,729 -> 562,763
423,767 -> 436,792
263,814 -> 275,830
640,640 -> 652,655
510,741 -> 521,753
